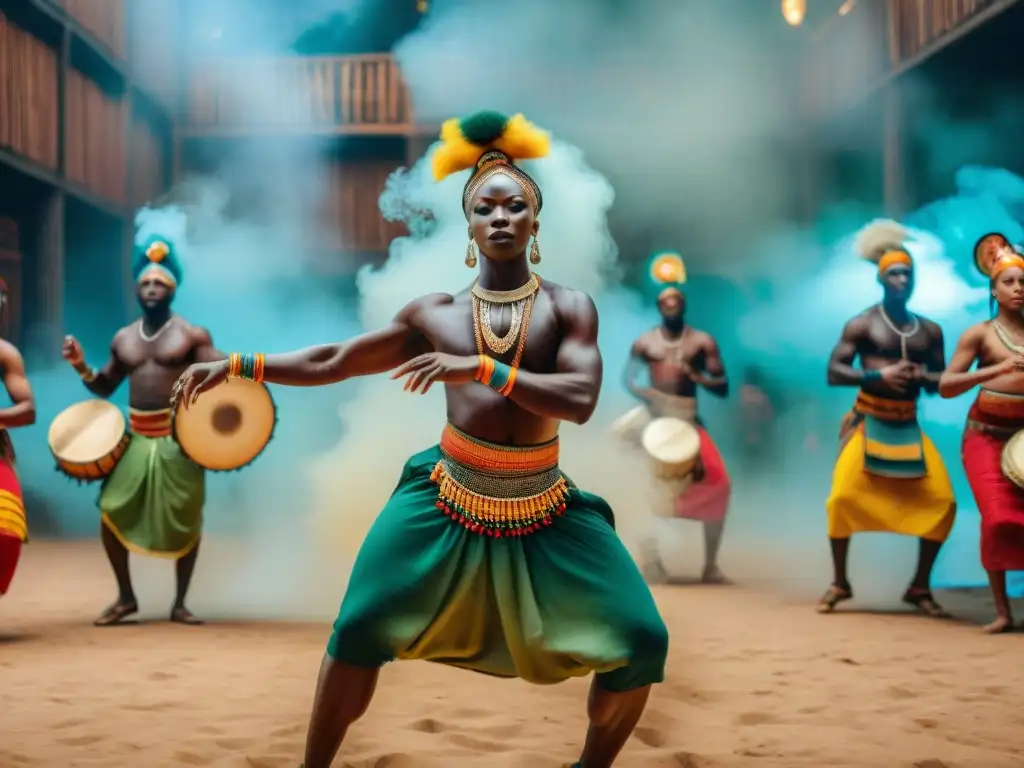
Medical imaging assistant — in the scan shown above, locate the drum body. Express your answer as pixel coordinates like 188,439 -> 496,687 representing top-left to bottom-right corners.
48,400 -> 130,482
172,378 -> 277,472
641,417 -> 702,480
1000,430 -> 1024,489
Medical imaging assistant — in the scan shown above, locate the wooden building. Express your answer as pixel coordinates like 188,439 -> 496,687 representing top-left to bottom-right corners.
798,0 -> 1024,219
179,52 -> 431,274
0,0 -> 176,359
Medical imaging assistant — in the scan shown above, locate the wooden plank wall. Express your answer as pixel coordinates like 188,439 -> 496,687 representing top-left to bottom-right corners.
57,0 -> 126,59
0,14 -> 60,169
889,0 -> 996,64
65,68 -> 127,204
129,113 -> 165,208
315,160 -> 408,254
0,215 -> 21,344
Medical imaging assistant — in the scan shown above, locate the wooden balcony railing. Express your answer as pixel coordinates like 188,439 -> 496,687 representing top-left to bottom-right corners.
804,0 -> 1017,120
183,54 -> 415,136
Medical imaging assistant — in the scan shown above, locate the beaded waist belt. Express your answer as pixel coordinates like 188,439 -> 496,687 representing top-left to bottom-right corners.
130,408 -> 172,438
430,424 -> 571,537
967,390 -> 1024,437
853,391 -> 917,422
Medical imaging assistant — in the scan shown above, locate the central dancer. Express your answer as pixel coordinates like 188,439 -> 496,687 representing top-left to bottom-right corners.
173,111 -> 669,768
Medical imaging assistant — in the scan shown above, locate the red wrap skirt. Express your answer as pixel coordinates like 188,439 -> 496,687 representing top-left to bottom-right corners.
0,458 -> 26,595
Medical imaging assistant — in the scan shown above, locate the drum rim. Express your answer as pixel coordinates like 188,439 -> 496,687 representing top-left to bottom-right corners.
48,399 -> 127,465
170,381 -> 278,472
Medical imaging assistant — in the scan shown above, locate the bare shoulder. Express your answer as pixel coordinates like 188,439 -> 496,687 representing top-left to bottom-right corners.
395,292 -> 454,324
687,326 -> 718,349
112,324 -> 135,347
915,315 -> 944,337
0,338 -> 23,367
187,324 -> 214,345
842,309 -> 875,338
542,280 -> 598,325
959,321 -> 990,345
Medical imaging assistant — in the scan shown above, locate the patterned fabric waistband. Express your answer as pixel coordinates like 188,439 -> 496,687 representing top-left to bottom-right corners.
853,391 -> 917,422
130,408 -> 171,438
967,390 -> 1024,437
0,482 -> 26,543
431,424 -> 571,537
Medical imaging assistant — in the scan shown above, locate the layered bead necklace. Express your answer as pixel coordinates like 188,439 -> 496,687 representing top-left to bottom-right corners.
471,273 -> 541,366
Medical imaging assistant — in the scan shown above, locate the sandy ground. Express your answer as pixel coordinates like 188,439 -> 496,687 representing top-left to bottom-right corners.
2,542 -> 1024,768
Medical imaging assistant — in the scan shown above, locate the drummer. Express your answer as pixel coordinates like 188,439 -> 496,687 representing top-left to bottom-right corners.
622,252 -> 732,584
819,220 -> 955,618
61,235 -> 225,626
0,333 -> 37,598
939,235 -> 1024,633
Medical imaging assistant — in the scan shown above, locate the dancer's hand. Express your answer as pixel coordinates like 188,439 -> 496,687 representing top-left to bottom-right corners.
997,355 -> 1024,375
879,360 -> 917,392
173,359 -> 230,410
62,335 -> 84,366
391,353 -> 478,394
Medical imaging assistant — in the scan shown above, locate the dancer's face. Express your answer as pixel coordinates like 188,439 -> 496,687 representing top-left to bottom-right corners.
657,288 -> 685,321
468,174 -> 538,262
137,277 -> 174,312
879,264 -> 914,302
993,266 -> 1024,311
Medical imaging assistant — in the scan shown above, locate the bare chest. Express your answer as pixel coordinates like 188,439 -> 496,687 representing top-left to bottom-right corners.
861,315 -> 933,361
420,296 -> 561,372
117,324 -> 196,371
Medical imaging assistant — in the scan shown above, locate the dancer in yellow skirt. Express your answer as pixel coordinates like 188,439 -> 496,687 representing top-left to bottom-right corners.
820,220 -> 956,616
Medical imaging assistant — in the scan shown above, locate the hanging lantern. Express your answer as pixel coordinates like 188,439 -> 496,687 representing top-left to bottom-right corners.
781,0 -> 806,26
416,0 -> 428,12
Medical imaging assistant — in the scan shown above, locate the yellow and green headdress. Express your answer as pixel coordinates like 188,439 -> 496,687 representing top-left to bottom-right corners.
431,110 -> 551,217
646,251 -> 687,300
132,235 -> 182,290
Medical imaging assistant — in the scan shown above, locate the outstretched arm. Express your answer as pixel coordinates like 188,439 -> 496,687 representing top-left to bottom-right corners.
503,290 -> 601,425
259,296 -> 441,387
938,325 -> 1008,398
827,318 -> 865,387
0,341 -> 35,428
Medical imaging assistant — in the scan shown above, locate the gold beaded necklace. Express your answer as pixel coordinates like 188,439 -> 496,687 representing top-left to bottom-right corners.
471,274 -> 540,361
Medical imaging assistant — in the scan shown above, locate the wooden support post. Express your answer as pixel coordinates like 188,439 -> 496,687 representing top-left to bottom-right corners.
57,25 -> 70,177
28,187 -> 65,364
882,83 -> 905,216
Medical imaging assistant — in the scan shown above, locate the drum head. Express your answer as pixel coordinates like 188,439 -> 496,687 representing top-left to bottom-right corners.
48,400 -> 126,463
641,417 -> 701,463
174,379 -> 276,471
1003,430 -> 1024,487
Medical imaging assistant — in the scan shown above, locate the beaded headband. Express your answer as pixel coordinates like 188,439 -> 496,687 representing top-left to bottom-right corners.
462,151 -> 542,218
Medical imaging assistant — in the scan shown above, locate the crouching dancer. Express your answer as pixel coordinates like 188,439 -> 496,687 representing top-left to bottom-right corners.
173,111 -> 669,768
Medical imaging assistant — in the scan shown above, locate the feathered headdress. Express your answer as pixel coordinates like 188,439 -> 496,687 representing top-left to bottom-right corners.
853,219 -> 912,275
431,110 -> 551,216
132,235 -> 182,289
974,232 -> 1024,280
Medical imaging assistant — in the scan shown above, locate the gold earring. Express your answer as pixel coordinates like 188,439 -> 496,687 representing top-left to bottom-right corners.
529,237 -> 541,265
465,239 -> 477,268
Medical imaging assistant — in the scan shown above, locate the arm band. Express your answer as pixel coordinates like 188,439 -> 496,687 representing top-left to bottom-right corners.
475,354 -> 517,397
229,352 -> 265,384
863,369 -> 882,383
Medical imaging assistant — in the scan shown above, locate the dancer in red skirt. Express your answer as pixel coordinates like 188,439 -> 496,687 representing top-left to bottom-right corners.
0,331 -> 37,597
939,233 -> 1024,633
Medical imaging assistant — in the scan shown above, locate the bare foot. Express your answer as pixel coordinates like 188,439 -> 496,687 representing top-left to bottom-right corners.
983,616 -> 1014,634
170,606 -> 204,625
902,588 -> 951,618
816,584 -> 852,614
700,566 -> 732,585
94,599 -> 138,627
